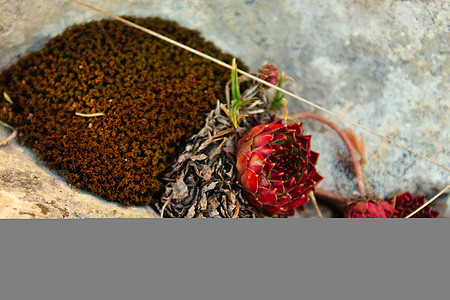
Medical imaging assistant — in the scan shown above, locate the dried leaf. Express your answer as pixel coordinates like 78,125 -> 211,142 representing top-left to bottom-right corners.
156,101 -> 256,218
191,154 -> 208,161
172,177 -> 189,199
345,127 -> 366,165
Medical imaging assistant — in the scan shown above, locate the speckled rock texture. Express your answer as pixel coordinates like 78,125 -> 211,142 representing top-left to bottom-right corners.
0,0 -> 448,217
0,129 -> 157,218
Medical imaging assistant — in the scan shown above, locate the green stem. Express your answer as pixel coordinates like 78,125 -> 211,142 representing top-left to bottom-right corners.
229,58 -> 243,128
270,72 -> 285,110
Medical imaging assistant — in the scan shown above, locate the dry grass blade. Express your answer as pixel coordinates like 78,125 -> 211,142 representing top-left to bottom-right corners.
220,104 -> 232,120
74,112 -> 104,117
0,121 -> 17,147
345,128 -> 366,165
160,198 -> 172,218
360,133 -> 366,165
210,136 -> 234,159
212,128 -> 235,139
3,92 -> 13,104
404,184 -> 450,218
309,192 -> 323,218
232,201 -> 240,218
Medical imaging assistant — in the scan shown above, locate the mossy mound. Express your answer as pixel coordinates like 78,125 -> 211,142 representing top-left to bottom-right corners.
0,17 -> 246,206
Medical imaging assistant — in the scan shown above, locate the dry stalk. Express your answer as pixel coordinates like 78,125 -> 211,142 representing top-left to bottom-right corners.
309,192 -> 323,218
0,121 -> 17,147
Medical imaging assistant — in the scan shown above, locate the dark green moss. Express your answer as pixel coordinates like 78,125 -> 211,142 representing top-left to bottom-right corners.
0,17 -> 247,206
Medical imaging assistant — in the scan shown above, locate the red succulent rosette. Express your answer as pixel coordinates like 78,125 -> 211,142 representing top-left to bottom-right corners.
345,197 -> 397,218
258,64 -> 279,88
390,191 -> 439,218
236,120 -> 323,216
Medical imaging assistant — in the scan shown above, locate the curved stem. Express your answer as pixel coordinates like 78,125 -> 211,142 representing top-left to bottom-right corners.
290,112 -> 366,196
0,120 -> 18,147
314,188 -> 348,210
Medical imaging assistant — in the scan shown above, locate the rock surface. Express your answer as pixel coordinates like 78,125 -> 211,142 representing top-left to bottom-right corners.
0,0 -> 448,217
0,127 -> 157,218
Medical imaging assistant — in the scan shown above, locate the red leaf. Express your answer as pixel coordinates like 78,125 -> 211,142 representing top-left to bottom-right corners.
265,122 -> 285,132
241,169 -> 259,194
277,194 -> 292,206
264,204 -> 282,215
253,132 -> 274,148
248,151 -> 265,174
255,146 -> 276,158
258,187 -> 277,204
285,195 -> 308,208
236,151 -> 249,177
249,123 -> 266,136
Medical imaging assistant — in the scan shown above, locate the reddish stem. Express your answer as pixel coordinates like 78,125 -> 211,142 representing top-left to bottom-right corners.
290,112 -> 366,196
314,188 -> 348,211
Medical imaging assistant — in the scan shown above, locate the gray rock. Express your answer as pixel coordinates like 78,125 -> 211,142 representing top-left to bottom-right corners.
0,0 -> 448,217
0,127 -> 157,218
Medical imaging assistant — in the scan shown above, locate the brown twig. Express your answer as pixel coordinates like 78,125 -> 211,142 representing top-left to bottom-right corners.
232,201 -> 240,218
290,112 -> 366,196
0,121 -> 18,147
210,136 -> 234,159
211,128 -> 235,139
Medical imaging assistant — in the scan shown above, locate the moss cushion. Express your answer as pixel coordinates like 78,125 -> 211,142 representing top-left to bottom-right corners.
0,17 -> 246,206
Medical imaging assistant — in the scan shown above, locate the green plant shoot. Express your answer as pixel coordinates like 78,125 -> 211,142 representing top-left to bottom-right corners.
229,58 -> 241,128
269,72 -> 285,110
229,58 -> 259,128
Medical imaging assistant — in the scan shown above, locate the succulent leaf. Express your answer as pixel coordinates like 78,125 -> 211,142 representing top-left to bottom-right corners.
345,197 -> 397,218
390,191 -> 439,218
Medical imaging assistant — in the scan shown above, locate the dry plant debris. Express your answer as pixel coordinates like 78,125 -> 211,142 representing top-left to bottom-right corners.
155,102 -> 255,218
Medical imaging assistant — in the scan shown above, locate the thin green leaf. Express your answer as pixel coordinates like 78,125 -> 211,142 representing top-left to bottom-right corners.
229,58 -> 244,128
270,73 -> 285,110
231,58 -> 242,103
242,97 -> 259,107
230,104 -> 238,128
